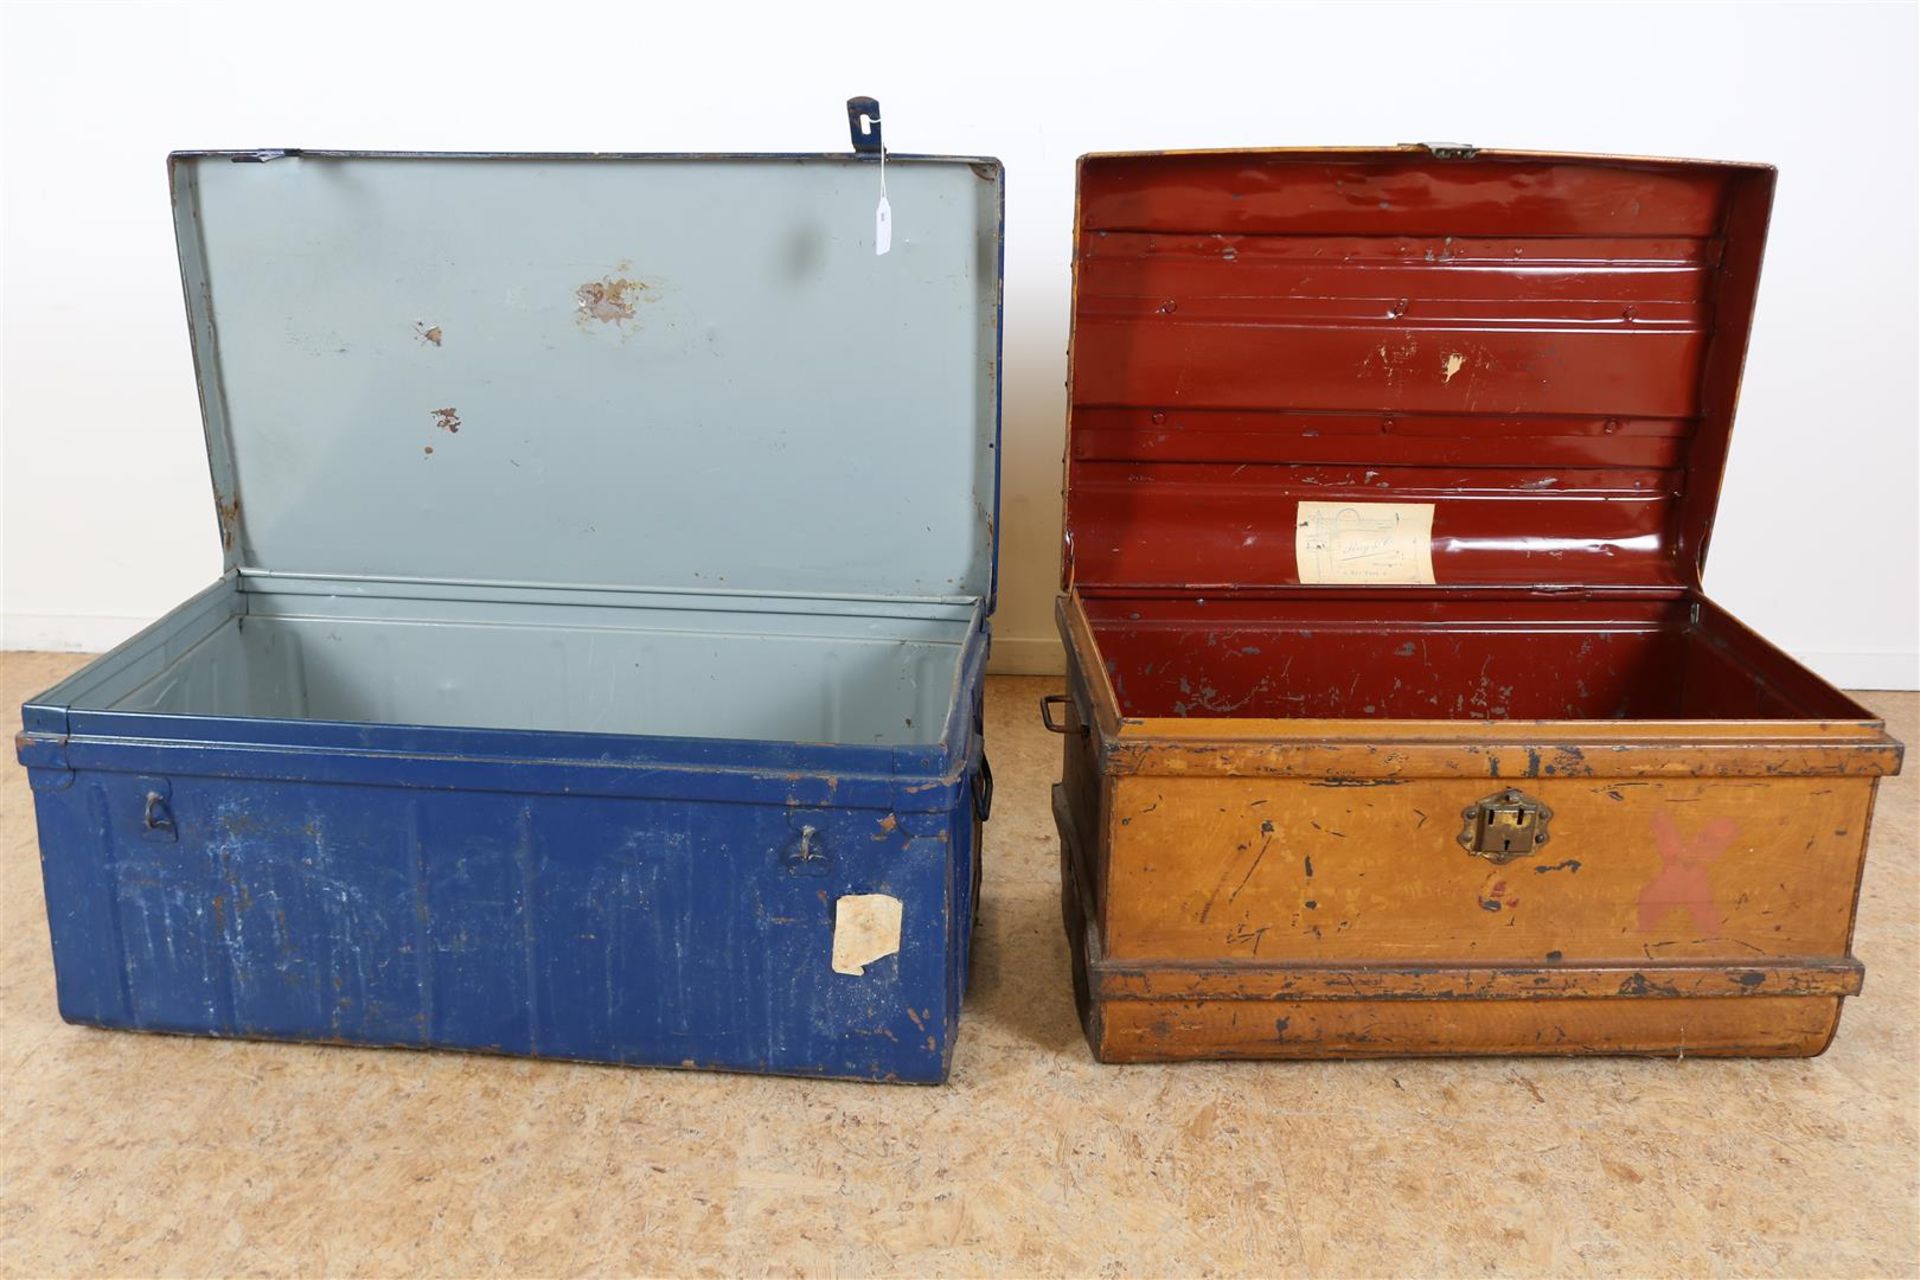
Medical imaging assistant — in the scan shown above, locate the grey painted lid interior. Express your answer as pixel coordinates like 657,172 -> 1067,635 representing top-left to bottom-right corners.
172,153 -> 1002,602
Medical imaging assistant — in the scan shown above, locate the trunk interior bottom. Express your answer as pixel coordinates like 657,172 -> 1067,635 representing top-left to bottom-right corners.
1081,595 -> 1867,722
77,590 -> 972,746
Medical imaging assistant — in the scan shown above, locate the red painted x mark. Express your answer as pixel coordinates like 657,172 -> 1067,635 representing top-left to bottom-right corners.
1637,813 -> 1738,934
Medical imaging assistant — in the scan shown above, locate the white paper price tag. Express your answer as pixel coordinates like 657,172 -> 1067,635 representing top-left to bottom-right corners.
875,195 -> 893,256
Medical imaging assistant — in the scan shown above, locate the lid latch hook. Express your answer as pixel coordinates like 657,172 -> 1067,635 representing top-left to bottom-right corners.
846,97 -> 883,155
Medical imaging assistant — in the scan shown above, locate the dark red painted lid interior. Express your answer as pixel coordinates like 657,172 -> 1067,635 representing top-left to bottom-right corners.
1063,148 -> 1775,594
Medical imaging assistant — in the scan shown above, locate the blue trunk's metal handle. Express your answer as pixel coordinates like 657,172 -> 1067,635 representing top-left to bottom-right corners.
972,752 -> 993,822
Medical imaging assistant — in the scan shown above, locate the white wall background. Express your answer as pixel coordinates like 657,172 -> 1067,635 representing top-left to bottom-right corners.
4,0 -> 1916,687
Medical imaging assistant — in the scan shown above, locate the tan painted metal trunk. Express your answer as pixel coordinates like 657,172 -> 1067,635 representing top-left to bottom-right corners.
1054,593 -> 1900,1061
1049,146 -> 1904,1061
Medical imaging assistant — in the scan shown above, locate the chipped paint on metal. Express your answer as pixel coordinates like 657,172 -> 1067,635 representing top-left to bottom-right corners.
214,496 -> 240,551
575,273 -> 648,325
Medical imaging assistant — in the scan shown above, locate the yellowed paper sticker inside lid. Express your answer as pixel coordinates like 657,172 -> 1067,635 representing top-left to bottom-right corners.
1295,501 -> 1436,584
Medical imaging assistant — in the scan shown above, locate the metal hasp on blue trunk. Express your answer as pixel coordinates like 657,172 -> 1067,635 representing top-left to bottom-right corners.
17,107 -> 1005,1083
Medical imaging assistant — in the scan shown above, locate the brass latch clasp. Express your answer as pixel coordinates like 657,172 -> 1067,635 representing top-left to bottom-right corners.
1458,788 -> 1552,863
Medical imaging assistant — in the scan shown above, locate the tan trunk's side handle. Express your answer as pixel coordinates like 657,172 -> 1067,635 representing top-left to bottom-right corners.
1040,693 -> 1087,736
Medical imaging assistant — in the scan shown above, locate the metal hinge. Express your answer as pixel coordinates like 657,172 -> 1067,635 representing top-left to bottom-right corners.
1416,141 -> 1480,160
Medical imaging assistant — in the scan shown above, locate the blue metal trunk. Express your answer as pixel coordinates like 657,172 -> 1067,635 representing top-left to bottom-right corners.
18,139 -> 1003,1082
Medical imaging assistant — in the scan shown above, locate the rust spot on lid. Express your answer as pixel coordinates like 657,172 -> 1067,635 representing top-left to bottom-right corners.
430,407 -> 461,433
576,276 -> 648,324
215,496 -> 240,550
414,322 -> 443,347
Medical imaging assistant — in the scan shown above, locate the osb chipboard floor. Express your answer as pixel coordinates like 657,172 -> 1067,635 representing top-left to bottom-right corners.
2,649 -> 1915,1278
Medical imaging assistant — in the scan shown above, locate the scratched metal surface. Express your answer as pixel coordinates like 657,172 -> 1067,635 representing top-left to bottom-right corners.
1053,146 -> 1863,725
173,152 -> 1002,602
1062,147 -> 1773,593
21,579 -> 992,1082
24,705 -> 986,1080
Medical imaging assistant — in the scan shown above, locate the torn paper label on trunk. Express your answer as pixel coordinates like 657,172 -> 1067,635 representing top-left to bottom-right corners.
832,894 -> 903,975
